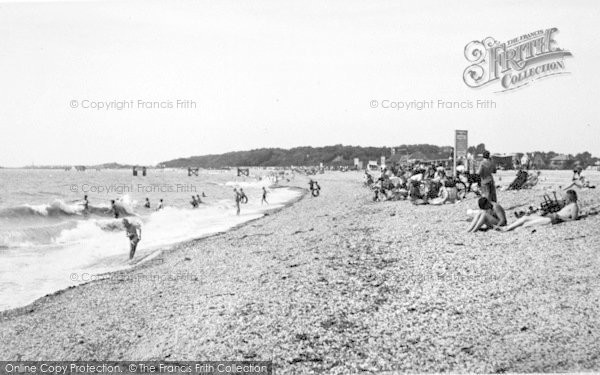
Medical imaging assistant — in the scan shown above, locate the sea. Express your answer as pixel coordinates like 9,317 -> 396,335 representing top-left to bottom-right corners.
0,168 -> 301,311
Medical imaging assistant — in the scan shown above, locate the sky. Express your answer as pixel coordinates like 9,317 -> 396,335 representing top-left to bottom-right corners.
0,0 -> 598,167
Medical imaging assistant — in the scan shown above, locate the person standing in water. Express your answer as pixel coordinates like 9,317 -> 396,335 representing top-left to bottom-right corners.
144,197 -> 151,208
190,195 -> 198,208
123,218 -> 142,260
239,188 -> 248,204
82,195 -> 89,212
156,199 -> 164,211
234,188 -> 241,215
110,199 -> 119,218
261,187 -> 268,205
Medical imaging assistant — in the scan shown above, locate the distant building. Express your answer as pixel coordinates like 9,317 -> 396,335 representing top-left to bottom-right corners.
549,154 -> 572,169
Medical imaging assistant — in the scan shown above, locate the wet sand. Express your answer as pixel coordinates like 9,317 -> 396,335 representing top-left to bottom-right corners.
1,171 -> 600,373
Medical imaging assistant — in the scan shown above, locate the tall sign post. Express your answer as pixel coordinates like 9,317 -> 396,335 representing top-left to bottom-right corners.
454,130 -> 468,176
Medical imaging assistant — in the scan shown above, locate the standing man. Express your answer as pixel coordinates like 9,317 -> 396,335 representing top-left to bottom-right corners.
123,218 -> 142,259
477,150 -> 497,202
261,186 -> 268,205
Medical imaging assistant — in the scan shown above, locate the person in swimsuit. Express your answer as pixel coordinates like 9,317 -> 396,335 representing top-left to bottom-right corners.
196,194 -> 202,204
156,199 -> 164,211
190,195 -> 198,208
123,218 -> 142,259
144,198 -> 151,208
500,190 -> 579,231
477,151 -> 497,202
261,187 -> 268,205
430,181 -> 457,205
82,195 -> 89,212
467,197 -> 507,232
234,188 -> 241,215
110,199 -> 119,218
563,167 -> 594,190
239,188 -> 248,203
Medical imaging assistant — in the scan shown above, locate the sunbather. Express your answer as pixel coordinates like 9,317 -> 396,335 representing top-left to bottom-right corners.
563,167 -> 595,190
500,189 -> 579,231
467,197 -> 507,232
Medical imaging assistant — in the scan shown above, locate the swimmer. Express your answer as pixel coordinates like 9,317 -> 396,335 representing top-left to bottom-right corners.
110,199 -> 119,218
144,197 -> 150,208
123,218 -> 142,260
82,195 -> 89,211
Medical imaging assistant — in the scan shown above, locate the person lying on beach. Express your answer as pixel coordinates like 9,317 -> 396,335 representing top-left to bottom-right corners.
123,218 -> 142,260
467,197 -> 507,232
499,189 -> 579,231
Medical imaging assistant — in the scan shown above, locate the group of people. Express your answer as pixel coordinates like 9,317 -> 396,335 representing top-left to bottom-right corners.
467,152 -> 587,232
366,162 -> 460,204
190,193 -> 206,208
362,150 -> 592,234
467,190 -> 580,232
233,187 -> 269,215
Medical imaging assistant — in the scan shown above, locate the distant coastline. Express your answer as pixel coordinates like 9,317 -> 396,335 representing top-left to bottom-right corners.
7,143 -> 599,170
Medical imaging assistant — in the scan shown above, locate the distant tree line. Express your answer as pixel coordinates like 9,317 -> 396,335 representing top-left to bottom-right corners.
162,144 -> 458,168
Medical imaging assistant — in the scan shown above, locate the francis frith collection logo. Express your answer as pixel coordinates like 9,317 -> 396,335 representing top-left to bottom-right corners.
463,28 -> 572,92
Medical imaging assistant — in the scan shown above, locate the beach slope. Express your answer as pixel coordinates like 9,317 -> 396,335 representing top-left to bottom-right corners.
1,172 -> 600,373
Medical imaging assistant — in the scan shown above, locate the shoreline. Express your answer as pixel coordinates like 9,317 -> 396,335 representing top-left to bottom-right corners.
0,185 -> 308,318
2,171 -> 599,372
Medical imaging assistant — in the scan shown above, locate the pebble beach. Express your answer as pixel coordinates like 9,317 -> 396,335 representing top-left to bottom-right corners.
1,171 -> 600,373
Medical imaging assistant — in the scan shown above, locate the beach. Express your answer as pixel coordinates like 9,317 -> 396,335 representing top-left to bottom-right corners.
1,171 -> 600,373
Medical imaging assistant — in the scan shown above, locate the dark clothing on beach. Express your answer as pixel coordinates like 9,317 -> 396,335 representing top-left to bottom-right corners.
477,159 -> 497,202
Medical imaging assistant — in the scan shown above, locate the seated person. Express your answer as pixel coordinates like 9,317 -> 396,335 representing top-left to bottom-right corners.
467,197 -> 507,232
430,181 -> 458,205
563,167 -> 595,190
500,189 -> 579,231
433,168 -> 446,182
522,170 -> 540,188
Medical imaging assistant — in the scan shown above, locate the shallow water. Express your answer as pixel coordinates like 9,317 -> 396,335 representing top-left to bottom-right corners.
0,168 -> 300,311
